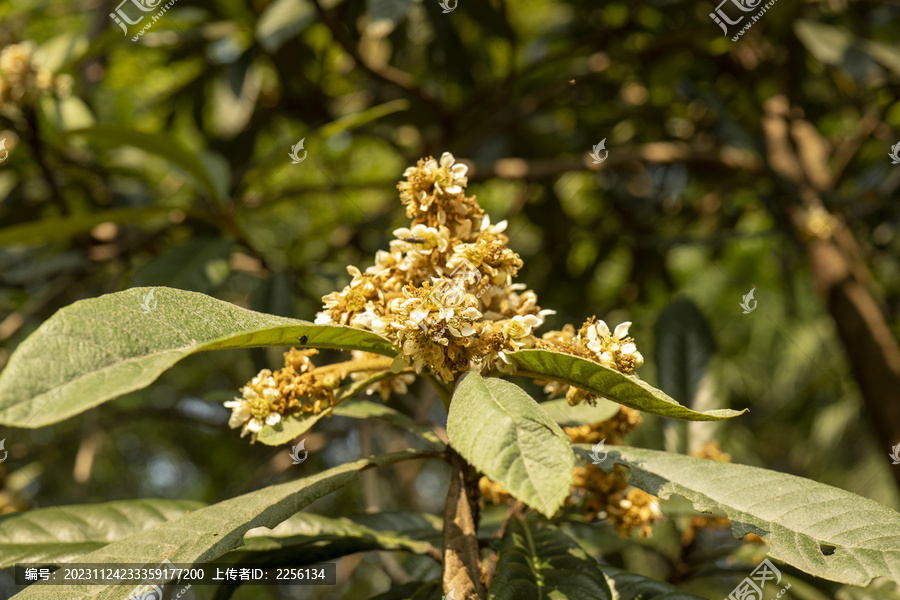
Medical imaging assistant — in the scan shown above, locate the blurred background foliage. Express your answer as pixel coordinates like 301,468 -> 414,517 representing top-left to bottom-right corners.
0,0 -> 899,597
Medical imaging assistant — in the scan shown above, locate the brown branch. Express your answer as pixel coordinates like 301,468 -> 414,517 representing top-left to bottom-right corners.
442,450 -> 487,600
762,95 -> 900,491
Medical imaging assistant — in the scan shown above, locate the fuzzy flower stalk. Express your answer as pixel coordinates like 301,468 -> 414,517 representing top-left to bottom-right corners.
225,152 -> 646,439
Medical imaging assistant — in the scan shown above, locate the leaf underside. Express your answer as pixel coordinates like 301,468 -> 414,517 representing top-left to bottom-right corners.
0,287 -> 395,428
507,349 -> 746,421
9,450 -> 427,600
575,445 -> 900,588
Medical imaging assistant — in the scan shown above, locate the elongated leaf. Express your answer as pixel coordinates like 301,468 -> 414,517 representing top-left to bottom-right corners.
447,372 -> 574,518
654,299 -> 716,410
0,206 -> 175,245
11,450 -> 430,600
130,238 -> 233,294
220,511 -> 441,564
574,445 -> 900,588
0,287 -> 395,428
0,499 -> 203,569
256,0 -> 314,52
488,518 -> 612,600
257,372 -> 403,445
600,566 -> 707,600
506,349 -> 745,421
654,299 -> 717,453
257,374 -> 442,448
539,397 -> 621,427
68,125 -> 224,199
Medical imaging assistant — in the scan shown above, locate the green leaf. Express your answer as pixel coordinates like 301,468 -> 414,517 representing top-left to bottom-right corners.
447,372 -> 575,518
67,125 -> 223,199
0,499 -> 203,569
10,450 -> 430,600
488,518 -> 612,600
130,238 -> 233,293
333,396 -> 444,449
506,349 -> 745,421
366,0 -> 415,36
256,0 -> 314,52
0,287 -> 395,428
220,511 -> 441,563
0,206 -> 174,246
314,99 -> 410,141
538,397 -> 621,427
794,20 -> 900,79
600,566 -> 707,600
654,299 -> 716,410
654,299 -> 717,453
574,445 -> 900,588
255,372 -> 444,449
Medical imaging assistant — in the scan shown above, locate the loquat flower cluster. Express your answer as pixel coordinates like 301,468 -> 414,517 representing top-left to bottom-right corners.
225,151 -> 647,440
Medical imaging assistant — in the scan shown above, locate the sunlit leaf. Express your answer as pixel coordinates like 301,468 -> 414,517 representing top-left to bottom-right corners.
10,451 -> 430,600
575,445 -> 900,588
0,499 -> 203,569
447,372 -> 574,518
506,349 -> 745,421
0,287 -> 395,428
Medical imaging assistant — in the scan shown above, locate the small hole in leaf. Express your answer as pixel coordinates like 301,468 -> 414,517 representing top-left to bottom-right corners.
819,544 -> 835,556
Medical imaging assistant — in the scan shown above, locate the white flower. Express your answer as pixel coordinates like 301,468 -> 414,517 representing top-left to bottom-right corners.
350,306 -> 387,334
393,224 -> 450,254
480,213 -> 508,234
427,152 -> 468,196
